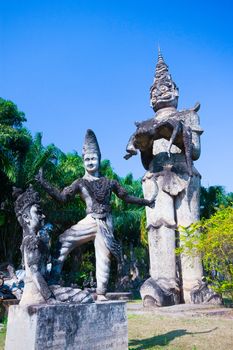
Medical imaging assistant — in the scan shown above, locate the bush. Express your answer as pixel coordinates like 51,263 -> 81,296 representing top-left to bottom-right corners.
178,206 -> 233,300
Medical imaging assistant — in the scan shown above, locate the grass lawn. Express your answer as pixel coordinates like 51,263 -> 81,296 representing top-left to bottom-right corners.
1,308 -> 233,350
0,325 -> 6,350
128,313 -> 233,350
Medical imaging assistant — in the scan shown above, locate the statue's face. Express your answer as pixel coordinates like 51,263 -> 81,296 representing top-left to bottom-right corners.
150,81 -> 179,112
22,204 -> 45,232
83,152 -> 99,174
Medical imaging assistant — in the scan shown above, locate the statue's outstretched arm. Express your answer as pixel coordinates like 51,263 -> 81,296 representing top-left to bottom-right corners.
111,180 -> 155,207
35,169 -> 81,203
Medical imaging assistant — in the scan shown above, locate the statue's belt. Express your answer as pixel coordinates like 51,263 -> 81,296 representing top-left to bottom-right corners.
86,209 -> 111,219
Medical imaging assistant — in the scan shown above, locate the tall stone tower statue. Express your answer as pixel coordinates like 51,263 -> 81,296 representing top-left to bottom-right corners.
125,50 -> 220,306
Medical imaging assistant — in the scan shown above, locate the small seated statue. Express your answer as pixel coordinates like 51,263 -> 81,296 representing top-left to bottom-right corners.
13,185 -> 93,305
14,186 -> 56,305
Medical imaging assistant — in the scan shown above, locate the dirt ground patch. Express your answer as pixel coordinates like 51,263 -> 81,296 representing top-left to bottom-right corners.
128,303 -> 233,350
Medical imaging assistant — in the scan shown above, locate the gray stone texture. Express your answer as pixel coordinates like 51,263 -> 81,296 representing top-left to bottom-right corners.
124,50 -> 216,305
5,301 -> 128,350
36,129 -> 152,299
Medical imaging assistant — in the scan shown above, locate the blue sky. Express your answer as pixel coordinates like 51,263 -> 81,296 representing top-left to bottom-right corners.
1,0 -> 233,191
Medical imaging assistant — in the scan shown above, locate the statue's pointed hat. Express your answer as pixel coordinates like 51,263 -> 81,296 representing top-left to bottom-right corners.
150,48 -> 179,111
82,129 -> 101,160
154,47 -> 169,80
151,48 -> 178,90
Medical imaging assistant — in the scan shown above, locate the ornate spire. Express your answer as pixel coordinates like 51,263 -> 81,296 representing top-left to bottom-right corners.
157,45 -> 164,64
82,129 -> 101,160
150,49 -> 179,112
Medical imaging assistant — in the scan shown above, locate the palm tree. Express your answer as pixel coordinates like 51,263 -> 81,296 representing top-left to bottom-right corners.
0,98 -> 60,264
200,186 -> 233,219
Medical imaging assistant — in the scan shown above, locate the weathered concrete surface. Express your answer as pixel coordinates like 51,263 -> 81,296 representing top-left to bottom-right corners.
5,301 -> 128,350
125,51 -> 207,305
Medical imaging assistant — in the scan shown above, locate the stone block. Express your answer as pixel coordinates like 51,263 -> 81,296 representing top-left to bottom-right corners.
5,301 -> 128,350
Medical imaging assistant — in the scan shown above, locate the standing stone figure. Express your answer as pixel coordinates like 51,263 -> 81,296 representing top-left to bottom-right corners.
124,50 -> 219,306
36,129 -> 154,301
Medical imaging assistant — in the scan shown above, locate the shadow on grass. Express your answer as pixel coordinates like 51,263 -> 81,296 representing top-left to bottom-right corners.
129,327 -> 218,349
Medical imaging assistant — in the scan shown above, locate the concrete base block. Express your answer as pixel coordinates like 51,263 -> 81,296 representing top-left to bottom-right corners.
5,301 -> 128,350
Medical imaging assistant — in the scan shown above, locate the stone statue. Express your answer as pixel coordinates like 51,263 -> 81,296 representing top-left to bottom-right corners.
116,245 -> 142,292
0,274 -> 17,300
36,129 -> 154,301
124,50 -> 220,306
13,185 -> 93,305
14,185 -> 57,305
0,265 -> 24,300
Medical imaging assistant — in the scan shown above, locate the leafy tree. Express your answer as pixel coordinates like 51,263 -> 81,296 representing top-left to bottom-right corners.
0,98 -> 26,127
0,98 -> 31,264
0,98 -> 31,187
39,150 -> 86,227
3,95 -> 233,295
0,98 -> 59,264
0,97 -> 148,281
178,206 -> 233,301
200,185 -> 233,219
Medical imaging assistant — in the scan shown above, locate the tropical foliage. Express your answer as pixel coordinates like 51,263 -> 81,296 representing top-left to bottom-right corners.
0,97 -> 233,295
0,97 -> 147,286
178,206 -> 233,300
0,98 -> 61,263
200,185 -> 233,219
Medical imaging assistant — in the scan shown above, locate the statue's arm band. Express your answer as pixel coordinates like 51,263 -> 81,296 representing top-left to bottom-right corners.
124,195 -> 150,206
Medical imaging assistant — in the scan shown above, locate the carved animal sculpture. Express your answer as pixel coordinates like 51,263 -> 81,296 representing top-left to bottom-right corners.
125,117 -> 193,176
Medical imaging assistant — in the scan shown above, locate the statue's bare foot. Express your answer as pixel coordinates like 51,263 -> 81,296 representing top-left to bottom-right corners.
96,294 -> 108,302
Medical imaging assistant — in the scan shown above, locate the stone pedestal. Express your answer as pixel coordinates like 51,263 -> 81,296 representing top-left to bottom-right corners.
5,301 -> 128,350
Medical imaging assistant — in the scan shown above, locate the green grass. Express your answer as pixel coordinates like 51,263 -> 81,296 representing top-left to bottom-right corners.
128,299 -> 142,304
223,297 -> 233,307
128,313 -> 233,350
1,307 -> 233,349
0,325 -> 6,350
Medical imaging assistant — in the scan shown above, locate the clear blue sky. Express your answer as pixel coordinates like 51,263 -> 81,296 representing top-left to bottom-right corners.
1,0 -> 233,192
